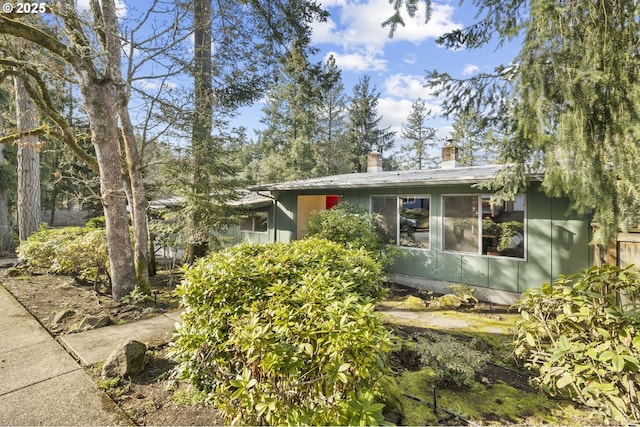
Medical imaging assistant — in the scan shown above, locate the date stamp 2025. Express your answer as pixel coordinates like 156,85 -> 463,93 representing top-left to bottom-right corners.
2,2 -> 47,14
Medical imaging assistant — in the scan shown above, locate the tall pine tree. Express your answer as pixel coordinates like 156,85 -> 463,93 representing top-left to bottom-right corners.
258,41 -> 320,182
450,106 -> 497,167
390,0 -> 640,243
346,76 -> 395,172
399,98 -> 438,170
312,55 -> 351,176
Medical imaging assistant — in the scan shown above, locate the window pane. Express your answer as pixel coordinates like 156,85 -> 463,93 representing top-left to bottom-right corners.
372,196 -> 398,244
240,215 -> 254,232
443,196 -> 479,253
254,212 -> 268,232
481,195 -> 525,258
400,197 -> 430,249
240,212 -> 268,232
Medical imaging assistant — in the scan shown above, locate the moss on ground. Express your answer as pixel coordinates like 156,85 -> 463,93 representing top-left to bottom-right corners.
398,295 -> 427,310
381,290 -> 600,425
395,367 -> 598,425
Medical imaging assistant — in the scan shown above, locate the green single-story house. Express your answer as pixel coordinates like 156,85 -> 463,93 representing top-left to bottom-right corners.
235,150 -> 593,304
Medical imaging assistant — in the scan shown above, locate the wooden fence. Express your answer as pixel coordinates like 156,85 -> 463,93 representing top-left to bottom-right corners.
593,228 -> 640,308
594,229 -> 640,271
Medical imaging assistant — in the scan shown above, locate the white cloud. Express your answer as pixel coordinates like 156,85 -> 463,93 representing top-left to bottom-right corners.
389,2 -> 462,43
383,74 -> 436,101
379,97 -> 414,135
462,64 -> 479,76
435,125 -> 453,140
378,98 -> 449,148
76,0 -> 127,18
320,0 -> 348,6
403,53 -> 417,64
313,0 -> 461,52
135,80 -> 177,91
326,51 -> 387,72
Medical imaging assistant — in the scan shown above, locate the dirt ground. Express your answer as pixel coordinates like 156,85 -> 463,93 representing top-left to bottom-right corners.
0,263 -> 222,426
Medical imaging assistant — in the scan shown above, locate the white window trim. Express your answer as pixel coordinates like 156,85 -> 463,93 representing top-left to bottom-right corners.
240,211 -> 269,234
370,194 -> 431,251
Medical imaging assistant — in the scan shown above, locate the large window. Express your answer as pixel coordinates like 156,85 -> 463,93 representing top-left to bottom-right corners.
443,195 -> 479,253
371,196 -> 430,249
442,194 -> 525,258
241,211 -> 268,233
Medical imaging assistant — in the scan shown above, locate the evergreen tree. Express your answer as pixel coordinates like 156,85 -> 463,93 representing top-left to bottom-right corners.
257,42 -> 321,182
450,106 -> 497,167
173,0 -> 327,262
346,76 -> 395,172
399,98 -> 438,170
390,0 -> 640,243
312,55 -> 351,176
14,76 -> 41,242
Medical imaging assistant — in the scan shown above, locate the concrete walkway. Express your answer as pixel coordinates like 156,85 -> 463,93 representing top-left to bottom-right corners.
60,310 -> 183,366
0,284 -> 132,425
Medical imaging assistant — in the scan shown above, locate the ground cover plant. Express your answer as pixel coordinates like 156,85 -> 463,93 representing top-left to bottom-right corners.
514,264 -> 640,424
170,238 -> 392,425
414,331 -> 490,388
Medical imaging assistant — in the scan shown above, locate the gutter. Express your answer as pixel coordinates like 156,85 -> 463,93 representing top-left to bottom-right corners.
256,191 -> 278,243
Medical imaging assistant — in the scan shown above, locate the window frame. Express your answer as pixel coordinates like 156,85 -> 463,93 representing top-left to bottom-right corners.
441,193 -> 527,261
240,211 -> 269,233
370,194 -> 431,251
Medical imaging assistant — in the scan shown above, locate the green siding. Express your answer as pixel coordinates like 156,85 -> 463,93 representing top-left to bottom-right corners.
437,252 -> 462,283
518,187 -> 552,291
392,249 -> 416,275
415,250 -> 437,278
275,192 -> 296,242
488,258 -> 519,293
262,181 -> 592,295
462,256 -> 489,287
550,198 -> 591,279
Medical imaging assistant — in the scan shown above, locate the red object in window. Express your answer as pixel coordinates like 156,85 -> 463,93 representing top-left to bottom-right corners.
326,195 -> 340,209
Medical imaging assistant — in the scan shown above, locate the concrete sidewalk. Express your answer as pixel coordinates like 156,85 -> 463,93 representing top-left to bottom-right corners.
0,284 -> 132,426
60,309 -> 183,366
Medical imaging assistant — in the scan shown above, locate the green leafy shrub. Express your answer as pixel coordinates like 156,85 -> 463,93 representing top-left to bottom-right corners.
414,332 -> 489,388
17,225 -> 109,284
305,201 -> 393,264
85,216 -> 106,228
513,265 -> 640,423
170,238 -> 392,425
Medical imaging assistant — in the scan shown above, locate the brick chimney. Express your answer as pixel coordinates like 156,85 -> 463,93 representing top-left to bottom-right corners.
367,151 -> 383,173
441,143 -> 459,169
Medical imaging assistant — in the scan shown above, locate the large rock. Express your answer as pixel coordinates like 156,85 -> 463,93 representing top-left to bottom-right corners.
101,340 -> 147,379
79,315 -> 111,330
52,309 -> 75,325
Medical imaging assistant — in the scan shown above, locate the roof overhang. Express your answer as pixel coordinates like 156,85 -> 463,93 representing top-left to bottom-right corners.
228,191 -> 275,209
248,165 -> 542,192
148,191 -> 275,211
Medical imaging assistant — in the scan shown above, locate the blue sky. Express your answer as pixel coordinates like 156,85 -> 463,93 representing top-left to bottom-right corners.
81,0 -> 521,149
235,0 -> 522,147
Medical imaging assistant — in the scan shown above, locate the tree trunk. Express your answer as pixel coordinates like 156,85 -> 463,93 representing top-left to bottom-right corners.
14,76 -> 41,242
0,94 -> 11,253
117,100 -> 151,292
183,0 -> 213,265
72,0 -> 138,302
147,211 -> 157,277
0,144 -> 11,254
79,81 -> 136,302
